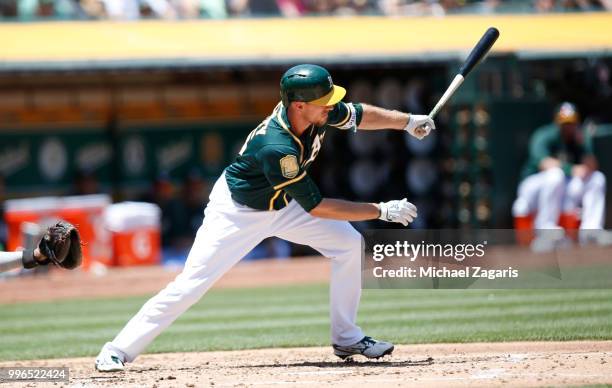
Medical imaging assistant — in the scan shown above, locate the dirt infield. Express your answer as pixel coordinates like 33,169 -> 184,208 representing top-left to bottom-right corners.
2,341 -> 611,387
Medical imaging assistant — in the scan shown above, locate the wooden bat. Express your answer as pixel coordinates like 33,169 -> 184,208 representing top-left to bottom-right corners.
427,27 -> 500,122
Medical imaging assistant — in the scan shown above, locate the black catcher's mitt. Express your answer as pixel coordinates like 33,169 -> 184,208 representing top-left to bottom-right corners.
37,221 -> 83,269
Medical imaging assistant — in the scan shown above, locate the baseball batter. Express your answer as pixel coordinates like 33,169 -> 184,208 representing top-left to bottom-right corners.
95,64 -> 435,371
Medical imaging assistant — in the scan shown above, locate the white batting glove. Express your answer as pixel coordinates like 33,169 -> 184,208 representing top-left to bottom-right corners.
404,114 -> 435,140
378,198 -> 418,226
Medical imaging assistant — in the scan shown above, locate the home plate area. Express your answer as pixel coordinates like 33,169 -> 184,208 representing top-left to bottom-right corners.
6,341 -> 610,387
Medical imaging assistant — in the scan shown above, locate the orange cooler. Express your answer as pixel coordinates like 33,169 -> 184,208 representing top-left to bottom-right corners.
104,202 -> 161,267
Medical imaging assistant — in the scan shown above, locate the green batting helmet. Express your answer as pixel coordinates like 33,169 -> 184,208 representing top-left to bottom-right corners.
280,64 -> 346,107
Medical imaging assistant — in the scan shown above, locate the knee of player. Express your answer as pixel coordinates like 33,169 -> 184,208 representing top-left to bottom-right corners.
166,282 -> 204,305
330,227 -> 363,255
588,171 -> 607,192
544,167 -> 565,186
344,229 -> 365,254
512,197 -> 530,217
565,178 -> 584,202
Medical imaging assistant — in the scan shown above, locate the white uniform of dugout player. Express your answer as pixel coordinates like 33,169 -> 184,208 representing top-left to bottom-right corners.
95,64 -> 435,371
512,102 -> 607,245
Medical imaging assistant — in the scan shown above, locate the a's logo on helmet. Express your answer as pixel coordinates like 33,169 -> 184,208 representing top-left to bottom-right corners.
328,75 -> 333,86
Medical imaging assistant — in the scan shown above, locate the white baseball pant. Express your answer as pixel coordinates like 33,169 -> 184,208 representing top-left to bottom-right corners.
512,167 -> 606,229
103,173 -> 365,362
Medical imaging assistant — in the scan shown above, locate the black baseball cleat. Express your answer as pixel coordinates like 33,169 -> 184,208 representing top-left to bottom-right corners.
332,336 -> 394,360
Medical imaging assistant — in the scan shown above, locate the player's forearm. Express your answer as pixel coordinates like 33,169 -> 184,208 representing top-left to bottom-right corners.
357,104 -> 409,131
309,198 -> 380,221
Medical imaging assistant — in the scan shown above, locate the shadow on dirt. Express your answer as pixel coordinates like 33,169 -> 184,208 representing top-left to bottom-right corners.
237,357 -> 434,369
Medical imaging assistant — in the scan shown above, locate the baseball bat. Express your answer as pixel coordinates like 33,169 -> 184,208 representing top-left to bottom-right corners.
0,251 -> 26,273
428,27 -> 500,120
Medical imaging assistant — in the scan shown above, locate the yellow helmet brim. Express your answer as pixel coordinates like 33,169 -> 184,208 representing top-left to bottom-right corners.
308,85 -> 346,106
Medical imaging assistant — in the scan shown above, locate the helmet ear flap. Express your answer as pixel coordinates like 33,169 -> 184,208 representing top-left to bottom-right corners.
280,78 -> 296,106
281,90 -> 289,106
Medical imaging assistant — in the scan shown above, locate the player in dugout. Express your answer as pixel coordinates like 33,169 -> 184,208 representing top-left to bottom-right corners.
512,102 -> 607,246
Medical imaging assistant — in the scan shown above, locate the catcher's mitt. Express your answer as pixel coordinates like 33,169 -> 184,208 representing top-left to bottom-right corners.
37,221 -> 83,269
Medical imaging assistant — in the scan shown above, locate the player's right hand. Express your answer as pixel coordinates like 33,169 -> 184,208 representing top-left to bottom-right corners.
405,115 -> 435,140
378,199 -> 418,226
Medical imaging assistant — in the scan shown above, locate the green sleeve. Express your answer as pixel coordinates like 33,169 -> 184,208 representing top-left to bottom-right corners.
327,102 -> 363,131
258,145 -> 323,212
354,103 -> 363,125
528,128 -> 554,168
583,127 -> 595,156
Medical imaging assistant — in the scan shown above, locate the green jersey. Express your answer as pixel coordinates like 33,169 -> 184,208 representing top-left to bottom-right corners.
521,123 -> 594,179
225,101 -> 363,211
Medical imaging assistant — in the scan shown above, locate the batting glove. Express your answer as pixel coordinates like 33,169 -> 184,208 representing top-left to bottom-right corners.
378,199 -> 418,226
404,114 -> 435,140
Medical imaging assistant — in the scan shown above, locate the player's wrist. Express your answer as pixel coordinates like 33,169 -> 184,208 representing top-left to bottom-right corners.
21,248 -> 39,269
377,202 -> 388,221
33,248 -> 47,264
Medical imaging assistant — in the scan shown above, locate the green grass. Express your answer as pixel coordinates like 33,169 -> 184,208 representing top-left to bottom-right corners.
1,284 -> 611,361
